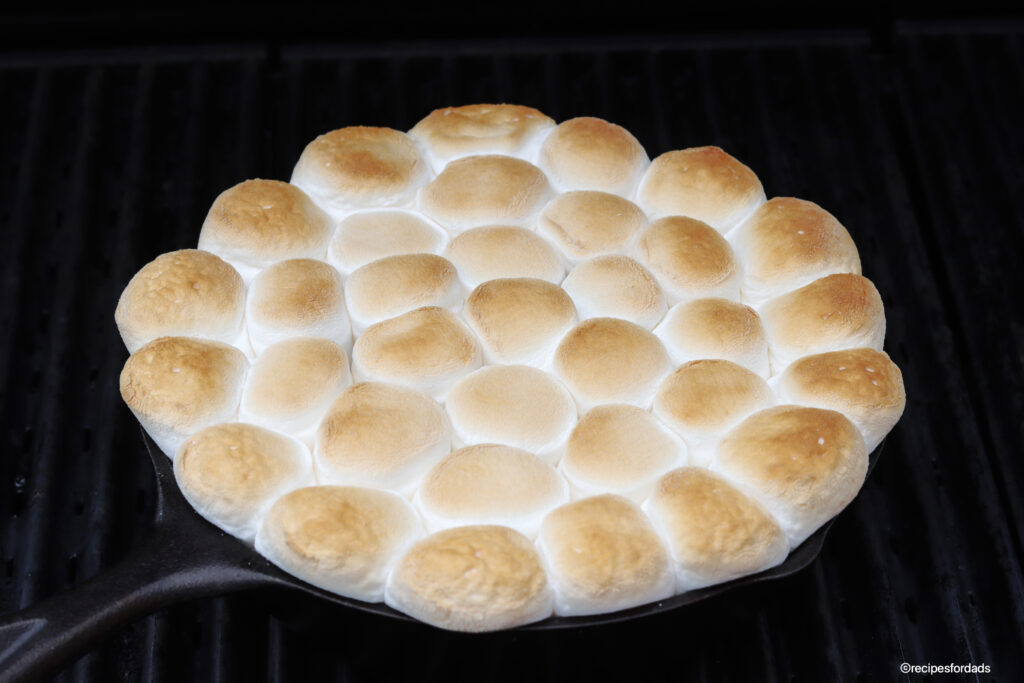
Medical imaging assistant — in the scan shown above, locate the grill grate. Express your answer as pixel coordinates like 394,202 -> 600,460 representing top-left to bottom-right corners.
1,25 -> 1022,682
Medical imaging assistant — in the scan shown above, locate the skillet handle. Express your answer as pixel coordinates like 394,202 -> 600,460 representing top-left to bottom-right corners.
0,526 -> 273,683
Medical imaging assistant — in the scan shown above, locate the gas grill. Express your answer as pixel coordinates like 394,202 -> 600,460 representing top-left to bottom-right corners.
1,11 -> 1022,682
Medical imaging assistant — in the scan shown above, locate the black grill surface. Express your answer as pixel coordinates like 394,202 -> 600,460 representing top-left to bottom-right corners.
1,23 -> 1023,682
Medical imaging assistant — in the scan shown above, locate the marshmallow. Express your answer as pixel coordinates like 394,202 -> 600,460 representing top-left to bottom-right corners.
772,347 -> 905,451
652,360 -> 775,466
198,179 -> 334,282
654,298 -> 769,378
408,103 -> 555,171
759,273 -> 885,375
386,525 -> 553,632
714,405 -> 868,546
344,254 -> 463,335
637,146 -> 766,232
238,338 -> 351,447
115,249 -> 247,355
120,337 -> 249,458
537,117 -> 649,195
291,126 -> 431,218
418,155 -> 553,233
174,422 -> 314,542
462,278 -> 577,368
730,197 -> 861,307
246,259 -> 351,355
446,365 -> 577,464
327,210 -> 448,276
415,444 -> 569,538
553,318 -> 672,410
538,495 -> 674,616
644,467 -> 788,591
562,256 -> 666,330
561,404 -> 686,503
634,216 -> 741,305
351,307 -> 481,400
538,191 -> 647,264
256,485 -> 422,603
444,226 -> 565,290
315,382 -> 450,496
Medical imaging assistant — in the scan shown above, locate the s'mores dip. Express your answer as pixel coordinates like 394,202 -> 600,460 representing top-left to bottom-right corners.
117,103 -> 904,632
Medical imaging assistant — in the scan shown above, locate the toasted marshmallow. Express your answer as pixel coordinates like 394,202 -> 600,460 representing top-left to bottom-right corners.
652,360 -> 774,466
537,117 -> 649,195
115,249 -> 247,354
198,179 -> 334,282
415,444 -> 569,538
463,278 -> 577,368
538,495 -> 673,616
759,273 -> 886,375
634,216 -> 741,305
561,404 -> 686,503
446,365 -> 577,464
315,382 -> 450,496
174,423 -> 314,542
537,191 -> 647,264
120,337 -> 249,458
553,318 -> 672,410
408,104 -> 555,171
730,197 -> 862,307
444,226 -> 565,290
344,254 -> 463,335
637,147 -> 766,232
238,338 -> 351,447
385,525 -> 553,632
654,298 -> 769,377
246,259 -> 351,355
327,210 -> 448,276
351,307 -> 481,399
418,155 -> 552,234
714,405 -> 868,546
290,126 -> 431,218
644,467 -> 788,591
772,348 -> 905,451
257,485 -> 421,602
562,256 -> 666,330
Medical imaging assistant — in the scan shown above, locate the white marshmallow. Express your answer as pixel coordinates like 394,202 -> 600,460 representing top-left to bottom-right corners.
408,103 -> 556,172
443,225 -> 566,290
315,382 -> 451,496
327,209 -> 448,277
115,249 -> 248,356
414,444 -> 569,539
344,254 -> 463,335
729,197 -> 861,308
290,126 -> 432,219
245,259 -> 352,355
238,338 -> 351,447
445,365 -> 577,465
654,298 -> 770,378
257,485 -> 422,603
174,422 -> 314,543
538,495 -> 674,616
198,179 -> 335,282
652,360 -> 774,467
562,255 -> 666,330
560,404 -> 686,503
119,337 -> 249,458
350,307 -> 481,401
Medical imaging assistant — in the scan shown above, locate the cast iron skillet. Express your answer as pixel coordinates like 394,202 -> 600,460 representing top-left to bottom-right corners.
0,428 -> 884,683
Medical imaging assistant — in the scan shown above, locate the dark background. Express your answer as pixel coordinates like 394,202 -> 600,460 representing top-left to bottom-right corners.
1,2 -> 1023,681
